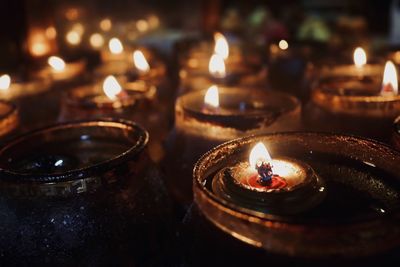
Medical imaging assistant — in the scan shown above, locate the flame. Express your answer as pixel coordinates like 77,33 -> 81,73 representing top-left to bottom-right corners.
48,56 -> 66,71
100,18 -> 112,32
209,54 -> 226,78
28,30 -> 51,57
109,38 -> 123,54
66,30 -> 81,45
45,26 -> 57,39
278,39 -> 289,50
90,33 -> 104,48
136,20 -> 149,32
382,60 -> 398,95
214,32 -> 229,60
353,47 -> 366,68
0,74 -> 11,90
103,75 -> 122,100
133,50 -> 150,73
249,142 -> 272,169
204,85 -> 219,108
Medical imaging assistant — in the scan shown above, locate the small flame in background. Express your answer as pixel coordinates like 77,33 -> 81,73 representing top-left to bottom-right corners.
209,54 -> 226,78
103,75 -> 122,100
278,39 -> 289,50
90,33 -> 104,48
204,85 -> 219,108
48,56 -> 66,71
108,38 -> 123,54
249,142 -> 272,170
382,60 -> 398,96
214,32 -> 229,60
100,18 -> 112,32
353,47 -> 367,68
133,50 -> 150,74
0,74 -> 11,90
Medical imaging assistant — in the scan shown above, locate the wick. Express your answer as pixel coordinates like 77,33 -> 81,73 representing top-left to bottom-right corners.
255,161 -> 273,186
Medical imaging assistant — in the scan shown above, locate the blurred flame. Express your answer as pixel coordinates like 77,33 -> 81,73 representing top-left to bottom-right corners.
66,30 -> 81,45
45,26 -> 57,39
100,18 -> 112,31
214,32 -> 229,60
65,8 -> 79,21
72,23 -> 84,35
108,38 -> 123,54
147,15 -> 160,29
353,47 -> 366,68
209,54 -> 226,78
48,56 -> 66,71
382,60 -> 398,95
249,142 -> 272,169
133,50 -> 150,73
28,30 -> 51,57
136,20 -> 149,32
90,33 -> 104,48
204,85 -> 219,108
103,75 -> 122,100
0,74 -> 11,90
278,39 -> 289,50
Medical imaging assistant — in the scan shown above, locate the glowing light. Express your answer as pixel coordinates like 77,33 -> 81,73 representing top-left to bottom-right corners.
147,15 -> 160,29
354,47 -> 367,68
45,27 -> 57,39
209,54 -> 226,78
249,142 -> 272,170
214,32 -> 229,60
48,56 -> 66,72
65,8 -> 79,21
28,30 -> 51,57
204,85 -> 219,108
66,30 -> 81,45
382,60 -> 398,96
103,75 -> 122,100
136,20 -> 149,32
72,23 -> 84,35
133,50 -> 150,74
100,18 -> 112,31
108,38 -> 123,54
278,40 -> 289,50
89,33 -> 104,48
0,75 -> 11,90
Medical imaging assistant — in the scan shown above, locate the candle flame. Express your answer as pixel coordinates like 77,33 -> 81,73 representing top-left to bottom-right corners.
214,32 -> 229,60
133,50 -> 150,73
204,85 -> 219,108
278,39 -> 289,50
381,60 -> 398,96
103,75 -> 122,100
209,54 -> 226,78
109,38 -> 123,54
28,29 -> 51,57
48,56 -> 66,71
353,47 -> 366,68
90,33 -> 104,48
100,18 -> 112,32
66,30 -> 81,45
249,142 -> 272,170
0,74 -> 11,90
136,20 -> 149,32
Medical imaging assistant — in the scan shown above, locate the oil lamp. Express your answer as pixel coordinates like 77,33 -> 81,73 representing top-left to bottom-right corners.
306,60 -> 400,141
0,119 -> 171,265
193,132 -> 400,260
38,55 -> 86,82
164,85 -> 301,204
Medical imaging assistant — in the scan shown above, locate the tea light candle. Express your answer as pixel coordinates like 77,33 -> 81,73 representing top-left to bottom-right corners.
39,56 -> 86,82
0,73 -> 51,100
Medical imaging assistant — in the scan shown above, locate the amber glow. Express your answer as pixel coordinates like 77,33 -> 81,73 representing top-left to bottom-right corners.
278,40 -> 289,50
353,47 -> 367,68
90,33 -> 104,48
28,30 -> 51,57
382,60 -> 398,95
209,54 -> 226,78
103,75 -> 122,100
48,56 -> 66,71
45,27 -> 57,39
66,30 -> 81,45
136,20 -> 149,32
214,32 -> 229,60
133,50 -> 150,74
0,75 -> 11,90
100,18 -> 112,31
147,15 -> 160,29
249,142 -> 272,170
204,85 -> 219,108
108,38 -> 123,54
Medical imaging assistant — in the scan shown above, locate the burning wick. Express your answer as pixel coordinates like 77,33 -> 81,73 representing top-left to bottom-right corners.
204,85 -> 219,109
249,142 -> 274,186
353,47 -> 367,69
381,60 -> 398,96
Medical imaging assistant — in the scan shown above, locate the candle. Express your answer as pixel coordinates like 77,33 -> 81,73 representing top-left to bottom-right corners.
39,56 -> 86,82
306,60 -> 400,141
164,85 -> 301,204
193,132 -> 400,259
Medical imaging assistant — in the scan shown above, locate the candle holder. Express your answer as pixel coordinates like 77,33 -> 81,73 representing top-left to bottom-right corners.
305,81 -> 400,141
0,100 -> 19,139
164,87 -> 301,204
0,119 -> 171,265
194,132 -> 400,259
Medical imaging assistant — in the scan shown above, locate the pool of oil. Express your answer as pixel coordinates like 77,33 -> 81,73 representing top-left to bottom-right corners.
204,150 -> 400,223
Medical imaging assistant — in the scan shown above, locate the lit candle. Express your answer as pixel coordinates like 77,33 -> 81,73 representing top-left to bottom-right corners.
133,50 -> 150,75
0,73 -> 51,100
42,55 -> 86,81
